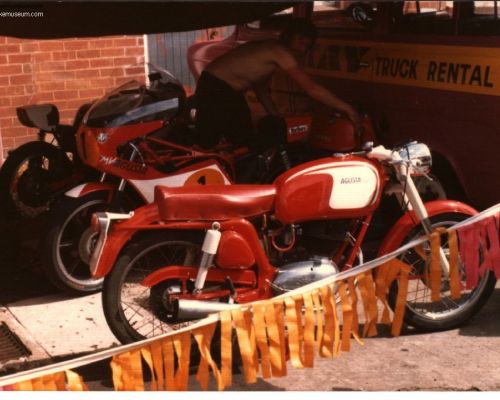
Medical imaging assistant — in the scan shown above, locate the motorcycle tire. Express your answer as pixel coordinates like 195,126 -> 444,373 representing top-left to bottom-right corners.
387,212 -> 496,332
40,191 -> 109,295
102,230 -> 241,369
0,141 -> 73,219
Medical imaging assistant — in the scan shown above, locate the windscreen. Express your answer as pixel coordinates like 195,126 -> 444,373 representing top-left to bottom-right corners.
83,63 -> 185,128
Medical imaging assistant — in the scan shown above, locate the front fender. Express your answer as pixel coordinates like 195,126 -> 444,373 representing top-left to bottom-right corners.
378,200 -> 478,256
65,182 -> 116,199
92,203 -> 162,278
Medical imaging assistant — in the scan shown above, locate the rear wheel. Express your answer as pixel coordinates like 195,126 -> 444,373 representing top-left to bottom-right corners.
388,212 -> 496,331
0,141 -> 73,219
102,231 -> 203,343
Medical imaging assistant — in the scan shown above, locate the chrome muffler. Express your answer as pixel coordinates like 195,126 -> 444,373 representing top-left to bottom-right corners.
175,299 -> 237,320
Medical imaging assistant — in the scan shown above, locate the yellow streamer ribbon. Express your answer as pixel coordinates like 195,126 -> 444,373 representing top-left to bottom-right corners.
252,303 -> 272,379
220,310 -> 233,387
161,337 -> 177,391
302,292 -> 315,368
430,230 -> 442,301
264,301 -> 287,377
173,332 -> 192,391
232,308 -> 257,383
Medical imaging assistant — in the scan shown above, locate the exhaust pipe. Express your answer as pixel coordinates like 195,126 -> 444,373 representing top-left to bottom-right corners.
175,299 -> 237,320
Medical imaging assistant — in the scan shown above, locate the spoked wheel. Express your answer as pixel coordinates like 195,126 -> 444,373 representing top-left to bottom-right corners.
102,232 -> 204,343
41,192 -> 109,294
0,142 -> 73,219
388,213 -> 496,331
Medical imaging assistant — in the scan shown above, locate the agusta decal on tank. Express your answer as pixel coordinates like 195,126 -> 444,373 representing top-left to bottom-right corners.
274,155 -> 385,224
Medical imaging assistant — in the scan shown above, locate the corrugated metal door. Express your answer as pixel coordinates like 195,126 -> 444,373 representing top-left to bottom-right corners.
147,27 -> 234,92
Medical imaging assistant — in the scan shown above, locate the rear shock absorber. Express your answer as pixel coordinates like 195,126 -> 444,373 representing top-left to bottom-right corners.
193,222 -> 221,293
280,147 -> 292,170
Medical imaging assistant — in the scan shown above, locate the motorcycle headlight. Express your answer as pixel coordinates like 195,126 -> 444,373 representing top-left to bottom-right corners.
399,142 -> 432,175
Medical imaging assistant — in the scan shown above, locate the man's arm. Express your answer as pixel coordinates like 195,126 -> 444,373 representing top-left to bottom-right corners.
274,47 -> 361,127
286,67 -> 361,128
254,81 -> 281,117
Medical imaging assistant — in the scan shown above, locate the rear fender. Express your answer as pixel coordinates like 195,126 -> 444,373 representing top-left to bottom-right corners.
65,182 -> 116,201
378,200 -> 478,256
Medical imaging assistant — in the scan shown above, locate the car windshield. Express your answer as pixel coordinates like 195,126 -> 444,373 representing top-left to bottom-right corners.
83,63 -> 185,128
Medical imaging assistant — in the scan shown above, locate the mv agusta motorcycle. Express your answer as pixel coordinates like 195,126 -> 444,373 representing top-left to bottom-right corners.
90,140 -> 496,344
42,63 -> 376,294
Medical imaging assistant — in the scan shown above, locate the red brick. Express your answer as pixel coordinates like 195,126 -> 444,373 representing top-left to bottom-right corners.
114,77 -> 138,86
33,92 -> 55,102
0,106 -> 12,118
39,41 -> 65,52
64,40 -> 89,51
23,64 -> 32,74
65,60 -> 90,70
100,68 -> 124,78
0,76 -> 9,86
2,126 -> 28,138
0,117 -> 14,128
24,84 -> 36,95
9,75 -> 32,85
21,43 -> 39,52
113,57 -> 137,67
64,99 -> 89,109
113,38 -> 138,47
8,54 -> 31,63
89,58 -> 114,68
65,80 -> 92,90
137,37 -> 144,46
33,52 -> 52,62
39,61 -> 66,72
50,71 -> 76,80
0,38 -> 6,45
5,86 -> 25,96
3,137 -> 15,149
6,37 -> 28,44
75,69 -> 100,79
125,47 -> 144,57
54,90 -> 78,100
10,96 -> 31,107
89,39 -> 114,49
52,51 -> 77,61
78,88 -> 105,99
0,55 -> 7,64
76,49 -> 101,59
38,81 -> 65,91
0,98 -> 10,107
0,44 -> 21,54
90,78 -> 114,88
0,65 -> 23,75
104,48 -> 125,57
124,66 -> 144,76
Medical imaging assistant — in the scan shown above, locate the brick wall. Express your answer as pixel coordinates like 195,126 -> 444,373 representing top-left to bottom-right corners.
0,35 -> 145,159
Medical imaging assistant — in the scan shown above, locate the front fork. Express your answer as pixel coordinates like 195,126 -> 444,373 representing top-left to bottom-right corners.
398,166 -> 450,278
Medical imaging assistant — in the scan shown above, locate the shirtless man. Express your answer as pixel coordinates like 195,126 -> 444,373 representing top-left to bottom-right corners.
195,18 -> 361,149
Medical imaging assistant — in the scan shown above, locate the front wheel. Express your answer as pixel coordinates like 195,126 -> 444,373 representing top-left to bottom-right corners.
40,192 -> 110,294
388,212 -> 496,331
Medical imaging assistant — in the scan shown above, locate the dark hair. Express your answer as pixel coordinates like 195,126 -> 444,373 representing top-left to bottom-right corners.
279,18 -> 318,45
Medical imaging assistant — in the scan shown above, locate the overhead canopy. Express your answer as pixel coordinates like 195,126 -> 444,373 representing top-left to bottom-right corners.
0,1 -> 296,39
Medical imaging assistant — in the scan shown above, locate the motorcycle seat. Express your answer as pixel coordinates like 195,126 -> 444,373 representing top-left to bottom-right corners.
154,184 -> 276,221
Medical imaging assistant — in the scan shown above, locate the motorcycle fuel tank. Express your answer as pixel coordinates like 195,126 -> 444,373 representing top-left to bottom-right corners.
274,156 -> 383,224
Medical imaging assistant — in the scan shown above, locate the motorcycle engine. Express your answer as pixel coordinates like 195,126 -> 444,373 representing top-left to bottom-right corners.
271,257 -> 340,296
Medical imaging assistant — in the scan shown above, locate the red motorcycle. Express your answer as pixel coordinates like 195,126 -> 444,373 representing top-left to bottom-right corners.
90,141 -> 495,343
42,64 -> 375,294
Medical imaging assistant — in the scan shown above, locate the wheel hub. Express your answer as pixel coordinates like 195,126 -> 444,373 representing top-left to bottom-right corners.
78,227 -> 99,264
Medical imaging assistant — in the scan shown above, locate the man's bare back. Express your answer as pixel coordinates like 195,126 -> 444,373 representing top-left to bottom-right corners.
206,39 -> 296,92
